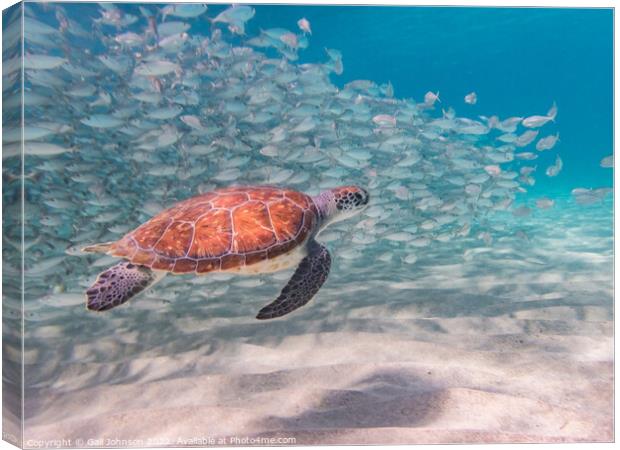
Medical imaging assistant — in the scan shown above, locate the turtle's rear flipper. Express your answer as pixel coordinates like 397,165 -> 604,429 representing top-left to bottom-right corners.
256,240 -> 331,320
86,262 -> 157,312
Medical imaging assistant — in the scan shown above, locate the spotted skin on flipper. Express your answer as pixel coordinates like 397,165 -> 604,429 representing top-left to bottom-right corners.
86,262 -> 154,311
256,239 -> 331,319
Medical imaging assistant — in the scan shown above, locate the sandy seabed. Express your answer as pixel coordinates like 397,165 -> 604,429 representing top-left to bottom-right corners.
15,202 -> 614,446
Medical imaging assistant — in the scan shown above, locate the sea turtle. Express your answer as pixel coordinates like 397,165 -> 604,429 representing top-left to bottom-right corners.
82,185 -> 369,319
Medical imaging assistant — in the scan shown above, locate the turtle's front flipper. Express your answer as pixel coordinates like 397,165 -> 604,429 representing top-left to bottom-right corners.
256,240 -> 331,320
86,262 -> 160,312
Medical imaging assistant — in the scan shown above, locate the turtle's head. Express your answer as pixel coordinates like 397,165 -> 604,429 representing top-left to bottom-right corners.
314,185 -> 369,229
332,185 -> 370,212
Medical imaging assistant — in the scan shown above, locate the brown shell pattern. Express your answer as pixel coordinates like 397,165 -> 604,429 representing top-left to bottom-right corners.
109,186 -> 318,274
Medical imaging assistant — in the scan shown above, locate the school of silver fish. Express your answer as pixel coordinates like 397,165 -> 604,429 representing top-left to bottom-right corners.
2,2 -> 613,344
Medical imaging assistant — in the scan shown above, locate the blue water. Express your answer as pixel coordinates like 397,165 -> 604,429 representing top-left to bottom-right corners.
247,6 -> 614,196
200,5 -> 613,197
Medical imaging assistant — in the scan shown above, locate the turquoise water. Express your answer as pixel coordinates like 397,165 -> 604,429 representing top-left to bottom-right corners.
243,5 -> 615,196
2,2 -> 614,446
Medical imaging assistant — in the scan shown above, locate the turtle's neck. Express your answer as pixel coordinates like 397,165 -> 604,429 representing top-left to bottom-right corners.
312,190 -> 337,231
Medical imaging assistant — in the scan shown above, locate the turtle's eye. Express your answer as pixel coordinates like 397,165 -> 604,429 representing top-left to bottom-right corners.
354,188 -> 369,207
